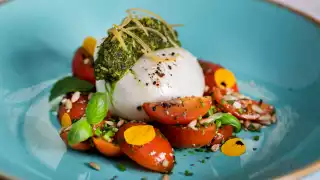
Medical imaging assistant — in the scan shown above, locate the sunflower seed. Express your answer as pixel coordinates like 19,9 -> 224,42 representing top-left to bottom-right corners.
252,104 -> 264,114
71,91 -> 81,103
89,162 -> 100,171
259,114 -> 272,121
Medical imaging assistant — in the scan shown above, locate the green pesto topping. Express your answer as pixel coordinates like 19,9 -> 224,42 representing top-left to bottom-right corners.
95,17 -> 181,84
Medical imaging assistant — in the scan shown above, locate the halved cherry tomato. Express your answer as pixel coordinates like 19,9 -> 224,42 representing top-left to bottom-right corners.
211,125 -> 233,145
72,47 -> 95,84
92,137 -> 122,157
58,94 -> 89,124
212,87 -> 274,121
158,123 -> 216,148
60,131 -> 91,151
143,97 -> 212,125
116,122 -> 174,173
199,60 -> 239,95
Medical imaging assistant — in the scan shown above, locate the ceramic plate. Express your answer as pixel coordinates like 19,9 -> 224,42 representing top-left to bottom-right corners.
0,0 -> 319,179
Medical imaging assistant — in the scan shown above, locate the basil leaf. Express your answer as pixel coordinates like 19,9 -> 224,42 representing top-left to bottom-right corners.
68,118 -> 93,145
49,76 -> 94,101
217,113 -> 241,133
86,92 -> 108,124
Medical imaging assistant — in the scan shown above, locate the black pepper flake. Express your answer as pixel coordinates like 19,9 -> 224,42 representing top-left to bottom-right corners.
221,81 -> 227,87
162,53 -> 166,56
153,81 -> 156,85
137,106 -> 142,111
170,74 -> 172,76
171,52 -> 175,56
190,164 -> 195,166
236,140 -> 244,146
258,99 -> 263,105
145,83 -> 149,86
157,67 -> 161,70
152,106 -> 157,111
165,58 -> 169,60
168,65 -> 172,70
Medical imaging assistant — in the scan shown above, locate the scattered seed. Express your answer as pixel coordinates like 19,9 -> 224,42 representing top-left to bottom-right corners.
259,114 -> 272,121
162,159 -> 169,167
211,144 -> 220,152
162,174 -> 170,180
71,91 -> 80,103
271,114 -> 277,124
188,120 -> 198,131
105,121 -> 115,126
65,99 -> 72,110
83,58 -> 90,64
88,93 -> 93,100
88,162 -> 100,171
117,119 -> 125,127
252,104 -> 264,114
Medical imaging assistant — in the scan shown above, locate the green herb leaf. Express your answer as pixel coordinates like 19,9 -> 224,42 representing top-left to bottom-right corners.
49,76 -> 94,101
117,163 -> 126,172
68,118 -> 93,145
216,113 -> 241,133
184,170 -> 193,176
86,92 -> 109,125
95,128 -> 102,136
215,119 -> 222,128
253,136 -> 260,141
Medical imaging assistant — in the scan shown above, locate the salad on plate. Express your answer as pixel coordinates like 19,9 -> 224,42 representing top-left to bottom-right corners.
49,8 -> 277,175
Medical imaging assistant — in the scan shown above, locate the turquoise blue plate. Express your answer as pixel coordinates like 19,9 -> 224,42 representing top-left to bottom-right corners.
0,0 -> 320,179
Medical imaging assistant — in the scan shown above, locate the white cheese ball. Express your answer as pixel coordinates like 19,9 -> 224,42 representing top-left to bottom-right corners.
96,47 -> 205,121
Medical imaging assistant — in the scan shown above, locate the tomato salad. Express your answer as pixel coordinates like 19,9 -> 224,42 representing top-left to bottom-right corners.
49,8 -> 277,175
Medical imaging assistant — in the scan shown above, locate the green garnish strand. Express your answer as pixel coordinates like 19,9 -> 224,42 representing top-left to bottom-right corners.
117,163 -> 126,172
188,150 -> 195,155
184,170 -> 193,176
95,128 -> 102,136
253,136 -> 260,141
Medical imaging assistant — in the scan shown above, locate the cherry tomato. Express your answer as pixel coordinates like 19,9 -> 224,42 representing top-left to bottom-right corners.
143,97 -> 212,125
58,94 -> 89,124
158,124 -> 216,148
211,125 -> 233,145
116,122 -> 174,173
199,60 -> 239,95
92,137 -> 122,157
72,47 -> 95,84
60,131 -> 91,151
212,87 -> 275,121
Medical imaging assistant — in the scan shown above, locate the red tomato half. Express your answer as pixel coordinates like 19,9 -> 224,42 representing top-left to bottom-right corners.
58,94 -> 89,123
211,125 -> 233,145
143,97 -> 212,125
72,47 -> 95,84
116,122 -> 174,173
212,87 -> 275,121
158,124 -> 216,148
199,60 -> 239,95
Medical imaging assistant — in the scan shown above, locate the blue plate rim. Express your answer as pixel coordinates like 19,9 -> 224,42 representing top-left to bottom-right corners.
0,0 -> 319,179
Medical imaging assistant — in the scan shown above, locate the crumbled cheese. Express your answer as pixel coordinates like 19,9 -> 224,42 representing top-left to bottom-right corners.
150,151 -> 156,156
